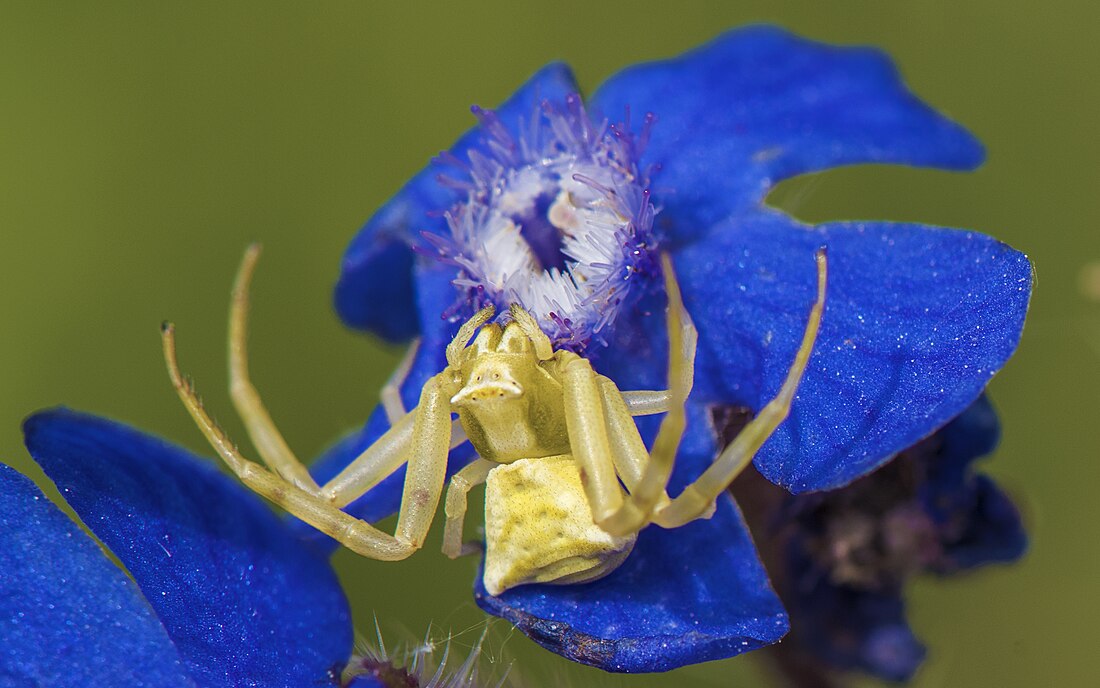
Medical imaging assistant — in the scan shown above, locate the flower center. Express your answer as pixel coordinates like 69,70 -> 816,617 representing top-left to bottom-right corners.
428,95 -> 658,352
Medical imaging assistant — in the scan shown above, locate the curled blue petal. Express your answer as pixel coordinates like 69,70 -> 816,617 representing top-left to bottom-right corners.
921,396 -> 1026,569
590,26 -> 983,242
335,63 -> 579,339
939,394 -> 1001,458
674,209 -> 1031,492
24,409 -> 351,688
936,475 -> 1027,570
474,495 -> 787,673
0,463 -> 196,687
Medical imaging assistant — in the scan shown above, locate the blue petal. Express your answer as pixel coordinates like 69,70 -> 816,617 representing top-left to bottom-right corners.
784,544 -> 925,681
933,394 -> 1001,482
335,63 -> 579,339
0,463 -> 196,687
921,399 -> 1027,569
673,210 -> 1031,492
937,475 -> 1027,570
474,495 -> 787,673
24,409 -> 351,688
590,26 -> 983,242
796,582 -> 924,681
301,263 -> 478,551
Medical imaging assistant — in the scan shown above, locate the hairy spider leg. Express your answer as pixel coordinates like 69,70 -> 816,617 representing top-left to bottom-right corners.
227,245 -> 467,506
228,243 -> 320,493
164,323 -> 429,559
441,458 -> 495,559
654,248 -> 828,527
226,244 -> 471,510
164,288 -> 499,560
560,253 -> 697,537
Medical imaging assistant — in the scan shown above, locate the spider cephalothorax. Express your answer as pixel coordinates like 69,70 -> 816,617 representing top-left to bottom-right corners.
449,313 -> 571,463
162,246 -> 825,596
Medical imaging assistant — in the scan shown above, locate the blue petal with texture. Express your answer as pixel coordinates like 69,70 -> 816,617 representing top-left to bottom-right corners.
474,495 -> 787,673
335,63 -> 579,339
590,26 -> 983,242
0,463 -> 196,687
673,210 -> 1031,492
24,409 -> 352,688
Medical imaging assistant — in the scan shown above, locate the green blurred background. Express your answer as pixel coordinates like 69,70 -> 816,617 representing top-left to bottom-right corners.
1,2 -> 1094,686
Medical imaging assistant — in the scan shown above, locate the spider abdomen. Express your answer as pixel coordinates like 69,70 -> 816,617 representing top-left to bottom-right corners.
482,456 -> 636,596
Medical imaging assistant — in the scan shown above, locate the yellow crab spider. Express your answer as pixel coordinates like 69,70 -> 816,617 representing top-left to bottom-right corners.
161,245 -> 826,596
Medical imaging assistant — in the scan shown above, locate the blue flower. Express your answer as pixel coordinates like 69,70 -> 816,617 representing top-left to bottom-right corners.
318,26 -> 1031,674
738,395 -> 1026,682
4,409 -> 352,687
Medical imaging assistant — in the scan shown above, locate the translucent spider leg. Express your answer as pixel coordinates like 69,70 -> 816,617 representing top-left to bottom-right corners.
595,375 -> 673,517
163,324 -> 424,560
572,253 -> 697,537
442,458 -> 495,559
317,308 -> 494,508
619,390 -> 671,416
228,243 -> 319,493
380,337 -> 420,424
389,370 -> 459,552
561,353 -> 627,525
655,248 -> 829,527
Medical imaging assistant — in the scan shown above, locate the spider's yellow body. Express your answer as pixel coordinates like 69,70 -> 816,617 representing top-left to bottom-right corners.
162,247 -> 826,596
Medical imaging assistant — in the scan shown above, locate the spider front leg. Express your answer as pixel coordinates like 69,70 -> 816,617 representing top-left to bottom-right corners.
163,323 -> 443,560
380,337 -> 420,424
164,254 -> 497,563
228,243 -> 320,493
654,249 -> 828,527
566,253 -> 697,537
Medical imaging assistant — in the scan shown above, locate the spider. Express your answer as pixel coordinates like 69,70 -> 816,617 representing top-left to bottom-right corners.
161,246 -> 826,596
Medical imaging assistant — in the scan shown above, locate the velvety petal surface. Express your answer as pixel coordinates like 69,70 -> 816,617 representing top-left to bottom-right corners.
474,495 -> 787,673
0,463 -> 195,687
335,63 -> 579,340
590,26 -> 983,242
24,409 -> 352,688
674,210 -> 1031,492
